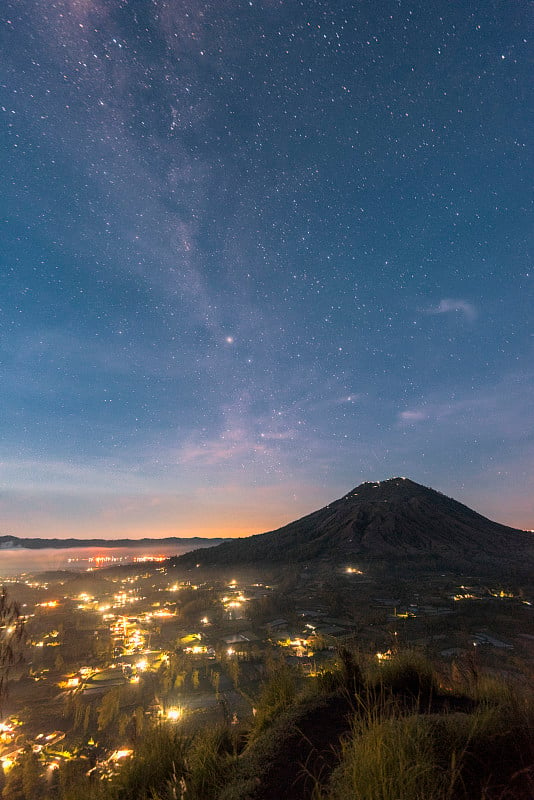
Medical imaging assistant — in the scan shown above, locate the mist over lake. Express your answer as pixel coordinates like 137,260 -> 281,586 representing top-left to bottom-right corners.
0,544 -> 195,578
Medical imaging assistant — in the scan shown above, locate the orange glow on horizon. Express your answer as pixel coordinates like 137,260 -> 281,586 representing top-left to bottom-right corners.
15,523 -> 277,542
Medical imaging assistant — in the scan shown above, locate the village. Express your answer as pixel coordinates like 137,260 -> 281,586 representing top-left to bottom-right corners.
1,557 -> 532,785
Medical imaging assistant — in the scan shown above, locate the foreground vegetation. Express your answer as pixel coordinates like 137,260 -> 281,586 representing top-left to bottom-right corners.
2,650 -> 532,800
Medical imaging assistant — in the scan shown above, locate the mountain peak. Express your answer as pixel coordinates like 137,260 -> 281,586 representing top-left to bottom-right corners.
173,478 -> 532,570
348,476 -> 420,492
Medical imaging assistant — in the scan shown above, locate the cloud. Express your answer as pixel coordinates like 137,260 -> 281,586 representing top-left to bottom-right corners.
398,410 -> 427,423
177,437 -> 268,467
428,298 -> 477,321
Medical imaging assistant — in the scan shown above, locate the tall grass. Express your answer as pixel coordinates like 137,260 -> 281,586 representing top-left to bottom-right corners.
329,713 -> 447,800
250,659 -> 298,735
370,649 -> 438,706
182,725 -> 238,800
318,652 -> 534,800
111,725 -> 190,800
41,651 -> 534,800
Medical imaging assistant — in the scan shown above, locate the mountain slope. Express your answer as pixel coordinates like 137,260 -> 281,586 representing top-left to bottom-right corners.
172,477 -> 533,568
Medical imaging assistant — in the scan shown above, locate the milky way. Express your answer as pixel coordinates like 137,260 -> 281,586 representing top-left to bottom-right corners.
1,0 -> 532,537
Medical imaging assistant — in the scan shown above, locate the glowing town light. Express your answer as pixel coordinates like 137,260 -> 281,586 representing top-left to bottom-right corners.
166,707 -> 182,722
110,749 -> 133,761
375,650 -> 393,662
133,555 -> 166,563
136,659 -> 148,671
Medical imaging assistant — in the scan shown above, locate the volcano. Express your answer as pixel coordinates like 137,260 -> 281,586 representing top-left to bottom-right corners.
172,478 -> 533,570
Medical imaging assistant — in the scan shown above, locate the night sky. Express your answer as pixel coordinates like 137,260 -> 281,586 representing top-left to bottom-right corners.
1,0 -> 533,539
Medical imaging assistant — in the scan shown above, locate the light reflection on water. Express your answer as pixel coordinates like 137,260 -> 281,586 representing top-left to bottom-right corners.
0,545 -> 191,578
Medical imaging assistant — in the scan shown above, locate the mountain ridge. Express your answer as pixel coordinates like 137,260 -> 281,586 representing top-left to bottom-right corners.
172,477 -> 533,569
0,535 -> 229,550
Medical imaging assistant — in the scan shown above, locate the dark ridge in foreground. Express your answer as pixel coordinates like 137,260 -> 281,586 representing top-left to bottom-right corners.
171,477 -> 533,569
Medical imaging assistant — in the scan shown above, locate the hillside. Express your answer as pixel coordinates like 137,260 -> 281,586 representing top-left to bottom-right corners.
172,477 -> 533,569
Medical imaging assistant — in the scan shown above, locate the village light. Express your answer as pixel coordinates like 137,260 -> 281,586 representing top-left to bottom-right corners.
109,749 -> 133,762
376,650 -> 393,662
166,707 -> 182,721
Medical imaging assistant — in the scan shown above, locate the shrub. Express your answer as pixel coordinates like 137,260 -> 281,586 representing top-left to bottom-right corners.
184,726 -> 237,800
375,650 -> 437,707
111,724 -> 190,800
251,661 -> 298,735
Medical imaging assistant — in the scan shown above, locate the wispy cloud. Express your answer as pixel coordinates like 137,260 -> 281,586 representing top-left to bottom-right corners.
427,298 -> 478,321
177,436 -> 268,467
398,410 -> 428,424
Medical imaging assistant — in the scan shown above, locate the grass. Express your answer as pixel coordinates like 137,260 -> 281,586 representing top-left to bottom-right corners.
317,653 -> 534,800
8,651 -> 534,800
181,725 -> 238,800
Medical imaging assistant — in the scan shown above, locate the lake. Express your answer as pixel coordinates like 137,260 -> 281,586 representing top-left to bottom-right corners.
0,544 -> 197,578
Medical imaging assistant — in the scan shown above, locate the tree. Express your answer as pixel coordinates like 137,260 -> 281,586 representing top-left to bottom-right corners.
20,750 -> 43,800
118,712 -> 130,739
210,670 -> 220,695
82,705 -> 91,735
97,687 -> 120,731
227,659 -> 239,689
0,588 -> 24,707
191,668 -> 200,689
54,654 -> 65,672
1,760 -> 24,800
134,706 -> 145,739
